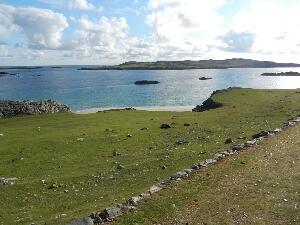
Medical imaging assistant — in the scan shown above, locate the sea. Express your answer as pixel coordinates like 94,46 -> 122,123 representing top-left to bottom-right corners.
1,66 -> 300,112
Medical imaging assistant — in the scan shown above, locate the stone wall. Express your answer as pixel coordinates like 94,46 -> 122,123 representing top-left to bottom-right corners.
0,100 -> 70,118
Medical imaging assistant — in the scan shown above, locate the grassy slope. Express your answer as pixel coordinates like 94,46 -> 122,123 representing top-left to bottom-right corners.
115,121 -> 300,225
0,88 -> 300,225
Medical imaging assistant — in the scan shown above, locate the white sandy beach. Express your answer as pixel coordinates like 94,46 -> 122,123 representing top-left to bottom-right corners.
75,106 -> 194,114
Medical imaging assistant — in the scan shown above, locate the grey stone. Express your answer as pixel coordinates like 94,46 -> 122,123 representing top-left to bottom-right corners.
149,185 -> 162,194
127,196 -> 141,206
98,207 -> 122,221
0,177 -> 17,186
0,100 -> 69,118
67,217 -> 94,225
232,144 -> 244,151
176,139 -> 189,145
116,164 -> 125,170
245,140 -> 257,147
252,131 -> 270,139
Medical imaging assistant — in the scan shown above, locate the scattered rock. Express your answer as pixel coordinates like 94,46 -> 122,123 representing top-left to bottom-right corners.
48,184 -> 58,189
0,177 -> 17,186
252,131 -> 270,139
161,165 -> 167,170
225,138 -> 233,144
232,144 -> 245,151
76,138 -> 84,142
160,124 -> 172,129
184,123 -> 191,127
117,164 -> 125,170
176,139 -> 189,145
126,134 -> 133,138
127,196 -> 141,206
140,127 -> 148,131
67,217 -> 94,225
149,185 -> 162,194
96,207 -> 123,221
112,151 -> 121,157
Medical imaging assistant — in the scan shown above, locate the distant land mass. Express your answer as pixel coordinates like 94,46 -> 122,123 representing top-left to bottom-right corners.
78,58 -> 300,70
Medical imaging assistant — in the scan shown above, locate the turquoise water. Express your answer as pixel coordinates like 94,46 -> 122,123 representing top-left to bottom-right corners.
1,66 -> 300,111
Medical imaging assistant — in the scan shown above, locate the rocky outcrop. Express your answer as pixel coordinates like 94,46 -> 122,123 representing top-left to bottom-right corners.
0,100 -> 70,118
192,92 -> 223,112
134,80 -> 160,85
261,71 -> 300,76
199,77 -> 212,80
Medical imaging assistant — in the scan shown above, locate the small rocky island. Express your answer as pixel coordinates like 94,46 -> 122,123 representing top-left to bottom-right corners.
261,71 -> 300,76
0,100 -> 70,118
134,80 -> 160,85
199,77 -> 212,80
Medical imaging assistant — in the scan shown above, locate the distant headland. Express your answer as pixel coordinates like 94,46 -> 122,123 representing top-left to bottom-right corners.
78,58 -> 300,70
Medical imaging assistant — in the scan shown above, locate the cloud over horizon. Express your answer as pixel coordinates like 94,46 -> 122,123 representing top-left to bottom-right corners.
0,0 -> 300,65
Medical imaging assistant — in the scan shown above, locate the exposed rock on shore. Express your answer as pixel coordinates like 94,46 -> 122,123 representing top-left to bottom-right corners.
134,80 -> 160,85
192,91 -> 223,112
0,100 -> 70,118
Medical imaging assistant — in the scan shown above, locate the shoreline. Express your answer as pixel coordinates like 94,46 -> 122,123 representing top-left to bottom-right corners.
74,106 -> 194,114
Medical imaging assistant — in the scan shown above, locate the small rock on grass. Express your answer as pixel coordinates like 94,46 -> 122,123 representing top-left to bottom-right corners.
225,138 -> 233,144
160,124 -> 172,129
117,164 -> 125,170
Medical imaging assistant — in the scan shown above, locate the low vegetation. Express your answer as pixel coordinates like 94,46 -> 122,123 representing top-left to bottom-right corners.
115,122 -> 300,224
1,88 -> 300,225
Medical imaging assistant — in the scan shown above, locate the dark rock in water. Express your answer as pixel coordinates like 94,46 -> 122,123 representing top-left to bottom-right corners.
0,100 -> 69,118
261,71 -> 300,76
0,71 -> 9,75
192,97 -> 223,112
67,217 -> 94,225
160,124 -> 172,129
199,77 -> 212,80
134,80 -> 160,85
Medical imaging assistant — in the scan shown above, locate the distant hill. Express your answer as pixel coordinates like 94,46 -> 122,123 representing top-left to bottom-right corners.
79,58 -> 300,70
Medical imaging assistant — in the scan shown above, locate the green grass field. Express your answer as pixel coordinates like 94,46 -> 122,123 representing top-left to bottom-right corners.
1,88 -> 300,225
115,119 -> 300,225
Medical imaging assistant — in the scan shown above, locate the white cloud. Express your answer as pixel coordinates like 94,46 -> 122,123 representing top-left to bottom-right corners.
218,31 -> 255,52
0,45 -> 11,58
0,4 -> 68,49
231,1 -> 300,55
69,0 -> 103,12
146,0 -> 227,59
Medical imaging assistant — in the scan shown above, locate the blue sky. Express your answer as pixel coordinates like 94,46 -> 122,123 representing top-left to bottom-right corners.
0,0 -> 300,65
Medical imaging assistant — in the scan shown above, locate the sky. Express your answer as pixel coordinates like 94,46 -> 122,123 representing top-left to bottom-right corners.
0,0 -> 300,65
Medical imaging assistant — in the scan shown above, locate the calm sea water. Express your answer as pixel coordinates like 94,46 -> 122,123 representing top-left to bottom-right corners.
1,66 -> 300,111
